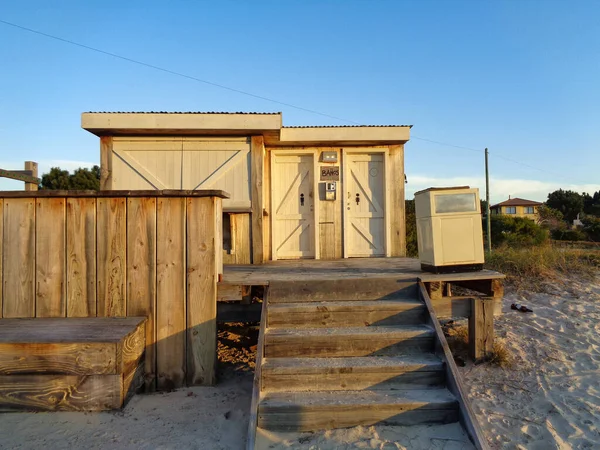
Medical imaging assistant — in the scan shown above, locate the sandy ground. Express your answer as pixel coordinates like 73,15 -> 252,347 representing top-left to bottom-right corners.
457,275 -> 600,449
1,275 -> 599,449
0,326 -> 256,450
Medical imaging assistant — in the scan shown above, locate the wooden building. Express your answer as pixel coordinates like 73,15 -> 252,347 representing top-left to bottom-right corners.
82,112 -> 411,264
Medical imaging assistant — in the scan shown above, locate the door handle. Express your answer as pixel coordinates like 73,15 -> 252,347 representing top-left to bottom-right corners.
300,193 -> 305,206
355,193 -> 360,205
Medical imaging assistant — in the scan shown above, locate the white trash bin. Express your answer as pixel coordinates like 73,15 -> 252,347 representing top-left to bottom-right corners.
414,186 -> 484,273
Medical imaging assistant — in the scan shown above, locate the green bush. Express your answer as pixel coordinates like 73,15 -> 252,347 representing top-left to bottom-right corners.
551,228 -> 587,241
487,215 -> 548,247
582,216 -> 600,242
405,200 -> 418,257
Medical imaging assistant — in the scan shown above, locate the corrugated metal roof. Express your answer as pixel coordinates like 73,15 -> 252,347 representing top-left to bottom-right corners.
85,111 -> 281,115
491,198 -> 543,208
283,124 -> 412,128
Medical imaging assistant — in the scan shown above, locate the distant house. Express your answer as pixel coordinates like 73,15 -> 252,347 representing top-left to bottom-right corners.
490,197 -> 542,221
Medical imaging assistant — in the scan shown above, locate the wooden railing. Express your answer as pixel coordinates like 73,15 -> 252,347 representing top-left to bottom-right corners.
0,190 -> 227,391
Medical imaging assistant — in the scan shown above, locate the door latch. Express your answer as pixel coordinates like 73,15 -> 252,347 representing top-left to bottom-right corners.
355,193 -> 360,205
300,193 -> 305,206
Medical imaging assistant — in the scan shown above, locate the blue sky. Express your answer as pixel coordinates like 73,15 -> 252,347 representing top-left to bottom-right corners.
1,0 -> 599,202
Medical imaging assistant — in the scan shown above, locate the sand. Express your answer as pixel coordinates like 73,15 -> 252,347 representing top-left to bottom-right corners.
0,276 -> 599,449
458,275 -> 600,449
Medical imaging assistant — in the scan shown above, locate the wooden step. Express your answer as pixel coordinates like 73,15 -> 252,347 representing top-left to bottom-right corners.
268,278 -> 418,303
264,325 -> 434,358
258,388 -> 459,431
268,299 -> 425,328
261,355 -> 445,391
0,317 -> 146,411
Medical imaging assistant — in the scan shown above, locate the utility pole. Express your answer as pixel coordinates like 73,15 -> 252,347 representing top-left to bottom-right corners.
485,148 -> 491,252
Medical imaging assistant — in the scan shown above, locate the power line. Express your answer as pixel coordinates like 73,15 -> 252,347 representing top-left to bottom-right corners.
0,18 -> 594,185
0,19 -> 357,124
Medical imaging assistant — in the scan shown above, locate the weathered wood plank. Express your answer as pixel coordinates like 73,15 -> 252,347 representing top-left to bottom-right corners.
469,298 -> 494,361
264,326 -> 433,358
430,295 -> 501,318
116,319 -> 146,375
100,136 -> 113,190
0,199 -> 3,318
389,145 -> 406,256
218,283 -> 243,301
246,288 -> 268,450
186,197 -> 218,385
97,198 -> 126,317
2,198 -> 35,318
258,389 -> 458,431
0,190 -> 230,199
263,148 -> 271,261
66,198 -> 97,317
268,300 -> 425,328
0,374 -> 123,411
0,317 -> 146,342
24,161 -> 38,191
126,197 -> 157,391
418,282 -> 488,449
156,197 -> 186,390
232,213 -> 251,264
0,342 -> 117,375
35,198 -> 66,317
251,136 -> 264,264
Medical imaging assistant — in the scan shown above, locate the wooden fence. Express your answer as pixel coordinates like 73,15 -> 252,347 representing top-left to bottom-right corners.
0,190 -> 227,391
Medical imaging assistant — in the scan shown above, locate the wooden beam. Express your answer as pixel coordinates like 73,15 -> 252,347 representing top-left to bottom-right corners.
0,168 -> 39,185
96,198 -> 126,317
66,198 -> 97,317
469,297 -> 494,361
429,295 -> 501,318
246,290 -> 268,450
186,197 -> 218,386
156,197 -> 186,390
2,198 -> 35,318
251,136 -> 264,264
35,198 -> 66,317
418,282 -> 488,449
100,136 -> 113,190
388,145 -> 405,256
126,197 -> 157,391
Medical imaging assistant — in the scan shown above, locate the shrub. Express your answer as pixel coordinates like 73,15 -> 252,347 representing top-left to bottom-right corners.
551,228 -> 587,241
487,215 -> 548,248
582,216 -> 600,242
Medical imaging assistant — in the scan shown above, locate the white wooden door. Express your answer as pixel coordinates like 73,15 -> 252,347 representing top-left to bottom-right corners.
271,154 -> 316,259
345,153 -> 386,257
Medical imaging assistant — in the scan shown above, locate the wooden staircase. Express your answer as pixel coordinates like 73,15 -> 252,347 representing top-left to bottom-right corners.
248,277 -> 487,449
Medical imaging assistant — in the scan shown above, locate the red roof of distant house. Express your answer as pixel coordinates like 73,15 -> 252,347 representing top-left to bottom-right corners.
491,198 -> 543,208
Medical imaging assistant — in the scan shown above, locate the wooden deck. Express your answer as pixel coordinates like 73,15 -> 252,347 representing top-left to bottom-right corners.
222,257 -> 504,286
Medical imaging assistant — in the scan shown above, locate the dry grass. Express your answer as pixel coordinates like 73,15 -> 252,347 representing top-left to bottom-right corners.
485,245 -> 600,288
443,323 -> 513,368
488,340 -> 513,369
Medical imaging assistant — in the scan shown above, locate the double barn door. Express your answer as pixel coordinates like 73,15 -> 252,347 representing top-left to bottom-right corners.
271,150 -> 388,260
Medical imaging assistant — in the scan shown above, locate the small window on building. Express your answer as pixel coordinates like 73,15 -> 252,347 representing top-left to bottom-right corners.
525,206 -> 535,214
506,206 -> 516,214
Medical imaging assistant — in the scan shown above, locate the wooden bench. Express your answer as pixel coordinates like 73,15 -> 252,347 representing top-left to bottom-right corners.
0,317 -> 146,411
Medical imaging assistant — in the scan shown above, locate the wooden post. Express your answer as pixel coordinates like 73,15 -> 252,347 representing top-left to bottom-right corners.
100,137 -> 113,190
251,136 -> 264,264
388,145 -> 406,256
485,148 -> 491,253
24,161 -> 38,191
469,297 -> 494,361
